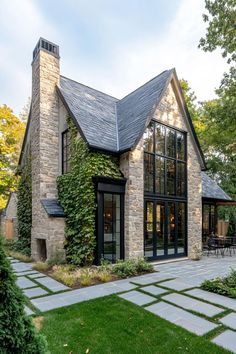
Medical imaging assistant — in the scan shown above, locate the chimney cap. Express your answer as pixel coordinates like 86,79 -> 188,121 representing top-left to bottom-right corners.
32,38 -> 59,62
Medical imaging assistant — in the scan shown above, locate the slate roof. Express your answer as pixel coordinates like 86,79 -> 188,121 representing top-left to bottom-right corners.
58,70 -> 172,153
41,199 -> 65,217
117,69 -> 172,151
58,76 -> 119,152
201,172 -> 232,201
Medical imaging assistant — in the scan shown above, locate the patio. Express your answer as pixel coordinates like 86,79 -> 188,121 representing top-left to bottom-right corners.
11,254 -> 236,353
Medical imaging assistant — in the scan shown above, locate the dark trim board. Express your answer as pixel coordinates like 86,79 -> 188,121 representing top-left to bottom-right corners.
94,177 -> 126,264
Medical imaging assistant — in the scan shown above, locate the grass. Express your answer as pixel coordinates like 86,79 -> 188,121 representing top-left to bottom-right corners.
7,250 -> 32,262
40,295 -> 229,354
32,262 -> 50,272
201,268 -> 236,298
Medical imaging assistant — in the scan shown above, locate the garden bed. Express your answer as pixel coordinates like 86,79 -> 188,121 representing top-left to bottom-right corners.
201,268 -> 236,298
32,258 -> 154,289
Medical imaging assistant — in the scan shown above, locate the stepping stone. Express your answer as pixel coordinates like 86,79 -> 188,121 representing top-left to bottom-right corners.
16,271 -> 39,277
24,287 -> 48,298
219,313 -> 236,330
32,282 -> 136,312
16,277 -> 37,289
35,276 -> 69,292
162,293 -> 223,317
158,279 -> 194,291
212,330 -> 236,353
28,273 -> 46,279
131,273 -> 171,285
24,306 -> 34,316
141,285 -> 168,296
119,290 -> 156,306
185,289 -> 236,310
145,301 -> 217,336
12,262 -> 32,273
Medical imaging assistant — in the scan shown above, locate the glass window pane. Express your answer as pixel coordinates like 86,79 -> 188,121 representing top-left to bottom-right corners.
166,159 -> 175,195
145,202 -> 153,257
143,121 -> 154,152
155,124 -> 165,155
156,203 -> 165,256
168,202 -> 175,255
176,132 -> 185,160
144,153 -> 154,192
166,128 -> 176,158
177,203 -> 185,254
103,194 -> 121,262
155,156 -> 165,194
177,161 -> 186,196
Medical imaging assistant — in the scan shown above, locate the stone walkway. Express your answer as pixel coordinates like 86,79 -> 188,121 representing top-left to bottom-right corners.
9,255 -> 236,353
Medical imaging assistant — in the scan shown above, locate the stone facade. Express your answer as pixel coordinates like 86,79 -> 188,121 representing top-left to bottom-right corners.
30,47 -> 65,261
25,39 -> 202,262
120,79 -> 202,260
120,138 -> 144,259
153,80 -> 202,258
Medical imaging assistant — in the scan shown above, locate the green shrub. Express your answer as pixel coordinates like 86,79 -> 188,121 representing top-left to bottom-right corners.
201,269 -> 236,298
0,237 -> 48,353
112,258 -> 153,278
47,249 -> 66,267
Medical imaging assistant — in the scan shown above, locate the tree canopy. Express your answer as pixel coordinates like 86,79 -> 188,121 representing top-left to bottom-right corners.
0,105 -> 25,209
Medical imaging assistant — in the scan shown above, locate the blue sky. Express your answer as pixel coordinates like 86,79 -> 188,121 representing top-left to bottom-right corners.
0,0 -> 228,116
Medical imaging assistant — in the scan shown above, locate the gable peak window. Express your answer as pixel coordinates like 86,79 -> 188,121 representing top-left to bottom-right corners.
144,121 -> 187,197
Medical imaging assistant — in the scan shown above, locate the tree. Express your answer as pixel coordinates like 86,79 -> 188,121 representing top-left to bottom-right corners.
198,0 -> 236,200
0,237 -> 48,353
0,105 -> 25,208
199,0 -> 236,64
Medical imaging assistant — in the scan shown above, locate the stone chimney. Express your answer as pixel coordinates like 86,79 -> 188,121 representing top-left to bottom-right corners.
31,38 -> 65,260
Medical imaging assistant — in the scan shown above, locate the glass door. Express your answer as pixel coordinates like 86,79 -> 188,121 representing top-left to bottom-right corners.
144,199 -> 186,259
103,194 -> 121,262
97,192 -> 124,263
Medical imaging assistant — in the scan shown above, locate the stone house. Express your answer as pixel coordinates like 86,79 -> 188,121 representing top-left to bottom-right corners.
19,38 -> 232,262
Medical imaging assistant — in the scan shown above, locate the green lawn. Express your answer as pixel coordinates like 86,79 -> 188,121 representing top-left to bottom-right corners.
40,295 -> 229,354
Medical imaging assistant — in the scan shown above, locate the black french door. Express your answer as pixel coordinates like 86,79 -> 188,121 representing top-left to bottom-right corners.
144,199 -> 187,260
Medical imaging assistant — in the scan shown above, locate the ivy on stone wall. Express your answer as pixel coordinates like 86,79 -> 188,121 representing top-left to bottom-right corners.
15,149 -> 32,256
57,117 -> 122,266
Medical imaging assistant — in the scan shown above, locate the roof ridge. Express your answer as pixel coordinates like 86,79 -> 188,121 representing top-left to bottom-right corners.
118,69 -> 173,103
60,75 -> 119,101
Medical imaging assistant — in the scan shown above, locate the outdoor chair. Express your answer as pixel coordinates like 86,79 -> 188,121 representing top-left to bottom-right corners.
205,236 -> 224,257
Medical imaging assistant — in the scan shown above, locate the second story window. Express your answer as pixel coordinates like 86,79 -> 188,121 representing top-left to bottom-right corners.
144,121 -> 187,197
62,130 -> 71,174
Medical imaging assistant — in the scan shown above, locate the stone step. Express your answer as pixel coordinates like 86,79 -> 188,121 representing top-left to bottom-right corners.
212,330 -> 236,353
145,301 -> 218,336
162,293 -> 223,317
185,289 -> 236,310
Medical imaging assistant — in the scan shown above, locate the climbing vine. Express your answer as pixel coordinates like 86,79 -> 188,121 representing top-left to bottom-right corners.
57,117 -> 122,266
15,148 -> 32,256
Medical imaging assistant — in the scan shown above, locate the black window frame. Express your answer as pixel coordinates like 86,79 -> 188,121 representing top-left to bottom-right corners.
62,129 -> 71,174
144,120 -> 187,199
